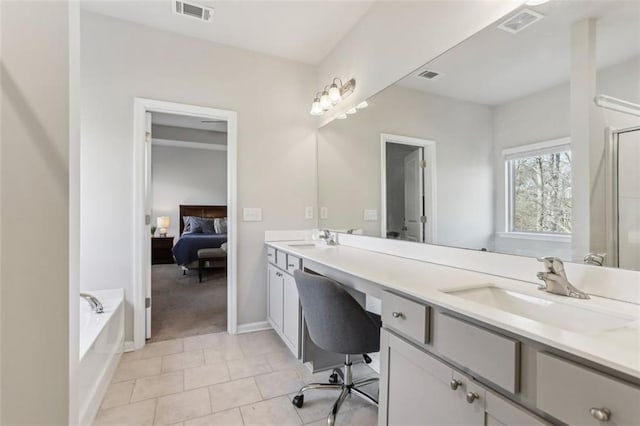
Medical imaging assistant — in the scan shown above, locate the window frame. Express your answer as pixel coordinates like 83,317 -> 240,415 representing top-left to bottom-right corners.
503,137 -> 572,239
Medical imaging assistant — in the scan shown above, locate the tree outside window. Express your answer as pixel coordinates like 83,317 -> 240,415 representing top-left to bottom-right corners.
506,146 -> 572,234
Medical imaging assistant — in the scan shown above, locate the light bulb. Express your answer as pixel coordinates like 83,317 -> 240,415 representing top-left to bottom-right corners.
328,84 -> 342,104
310,99 -> 323,116
525,0 -> 549,5
337,113 -> 347,120
356,101 -> 368,109
320,91 -> 332,110
346,108 -> 357,115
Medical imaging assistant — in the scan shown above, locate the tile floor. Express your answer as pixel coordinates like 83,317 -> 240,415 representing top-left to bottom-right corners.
95,330 -> 379,425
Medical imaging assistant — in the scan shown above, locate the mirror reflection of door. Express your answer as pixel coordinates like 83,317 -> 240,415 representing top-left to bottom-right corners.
385,140 -> 433,243
403,147 -> 424,242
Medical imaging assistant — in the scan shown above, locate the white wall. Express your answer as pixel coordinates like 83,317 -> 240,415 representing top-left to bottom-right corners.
318,84 -> 494,249
80,12 -> 317,340
152,145 -> 227,238
1,1 -> 77,423
317,1 -> 522,125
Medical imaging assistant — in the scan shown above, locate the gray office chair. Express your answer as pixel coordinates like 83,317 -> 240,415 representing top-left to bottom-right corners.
292,270 -> 380,425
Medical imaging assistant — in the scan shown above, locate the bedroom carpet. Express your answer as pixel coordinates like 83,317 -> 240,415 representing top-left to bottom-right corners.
149,264 -> 227,343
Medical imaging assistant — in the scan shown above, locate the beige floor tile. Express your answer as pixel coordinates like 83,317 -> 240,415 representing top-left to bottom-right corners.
238,330 -> 287,356
227,355 -> 272,380
155,388 -> 212,425
121,350 -> 145,363
162,350 -> 205,372
94,399 -> 156,426
184,363 -> 230,390
254,369 -> 305,399
240,396 -> 303,426
101,380 -> 135,409
183,332 -> 230,351
113,357 -> 163,382
131,371 -> 184,402
208,377 -> 262,413
203,342 -> 244,363
265,350 -> 299,372
331,405 -> 378,425
286,390 -> 344,424
184,408 -> 244,426
141,339 -> 184,359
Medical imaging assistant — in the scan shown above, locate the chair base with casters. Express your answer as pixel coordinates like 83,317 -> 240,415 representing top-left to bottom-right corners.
291,354 -> 379,426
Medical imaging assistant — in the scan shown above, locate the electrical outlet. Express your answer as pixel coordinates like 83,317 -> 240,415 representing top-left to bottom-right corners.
363,209 -> 378,221
320,207 -> 328,220
305,206 -> 314,220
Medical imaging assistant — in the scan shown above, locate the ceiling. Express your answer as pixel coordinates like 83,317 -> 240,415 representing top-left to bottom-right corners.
152,111 -> 227,132
396,1 -> 640,106
80,0 -> 374,65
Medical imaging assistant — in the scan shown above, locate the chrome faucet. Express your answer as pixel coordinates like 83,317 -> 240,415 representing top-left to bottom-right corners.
584,252 -> 606,266
318,229 -> 337,245
536,257 -> 590,299
80,292 -> 104,313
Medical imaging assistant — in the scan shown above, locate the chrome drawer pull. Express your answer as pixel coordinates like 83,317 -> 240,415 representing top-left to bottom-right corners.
391,312 -> 404,319
465,392 -> 479,404
450,379 -> 462,391
288,264 -> 295,268
589,407 -> 611,422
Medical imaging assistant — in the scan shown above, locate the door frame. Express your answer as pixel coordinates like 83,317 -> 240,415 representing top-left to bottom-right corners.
380,133 -> 437,243
133,98 -> 238,349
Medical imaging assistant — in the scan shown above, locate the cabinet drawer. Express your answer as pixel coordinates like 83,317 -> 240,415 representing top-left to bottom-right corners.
276,250 -> 287,270
435,313 -> 520,393
267,247 -> 276,265
286,254 -> 301,273
536,352 -> 640,425
382,291 -> 430,344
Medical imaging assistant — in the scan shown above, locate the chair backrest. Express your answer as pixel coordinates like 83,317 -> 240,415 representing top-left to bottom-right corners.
293,270 -> 380,355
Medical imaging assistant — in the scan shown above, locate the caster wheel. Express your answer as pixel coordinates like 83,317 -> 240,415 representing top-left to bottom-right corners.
329,373 -> 339,384
292,395 -> 304,408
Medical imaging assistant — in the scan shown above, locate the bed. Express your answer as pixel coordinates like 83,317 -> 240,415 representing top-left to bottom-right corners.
172,205 -> 228,268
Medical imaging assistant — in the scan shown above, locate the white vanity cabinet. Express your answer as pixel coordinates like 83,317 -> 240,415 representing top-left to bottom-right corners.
266,248 -> 300,357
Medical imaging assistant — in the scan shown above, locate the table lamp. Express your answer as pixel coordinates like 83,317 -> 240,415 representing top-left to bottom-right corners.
157,216 -> 170,237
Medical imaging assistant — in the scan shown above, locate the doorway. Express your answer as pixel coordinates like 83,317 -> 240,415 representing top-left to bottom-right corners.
133,98 -> 238,350
380,133 -> 436,243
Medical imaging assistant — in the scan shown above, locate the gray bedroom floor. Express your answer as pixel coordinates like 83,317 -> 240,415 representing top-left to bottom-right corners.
150,264 -> 227,343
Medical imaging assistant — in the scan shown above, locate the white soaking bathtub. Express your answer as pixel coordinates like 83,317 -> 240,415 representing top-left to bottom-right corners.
78,289 -> 124,425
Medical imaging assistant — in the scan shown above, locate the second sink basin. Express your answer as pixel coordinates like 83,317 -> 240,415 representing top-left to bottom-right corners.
445,285 -> 635,334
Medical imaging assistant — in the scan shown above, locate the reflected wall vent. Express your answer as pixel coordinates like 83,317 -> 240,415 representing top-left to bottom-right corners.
173,1 -> 214,23
497,9 -> 543,34
416,70 -> 442,80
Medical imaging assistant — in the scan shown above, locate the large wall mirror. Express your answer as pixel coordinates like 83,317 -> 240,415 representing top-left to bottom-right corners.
318,1 -> 640,270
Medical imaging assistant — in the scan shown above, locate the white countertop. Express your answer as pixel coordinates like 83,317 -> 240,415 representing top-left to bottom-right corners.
267,241 -> 640,380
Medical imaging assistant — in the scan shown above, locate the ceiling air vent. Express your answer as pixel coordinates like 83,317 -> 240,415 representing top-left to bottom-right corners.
497,9 -> 543,34
415,69 -> 443,81
173,1 -> 213,23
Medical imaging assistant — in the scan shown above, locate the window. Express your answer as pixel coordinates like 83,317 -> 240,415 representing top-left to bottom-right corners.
504,138 -> 571,235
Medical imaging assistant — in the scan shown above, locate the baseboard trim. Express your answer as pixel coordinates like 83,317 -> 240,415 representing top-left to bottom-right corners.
236,321 -> 271,334
123,340 -> 136,352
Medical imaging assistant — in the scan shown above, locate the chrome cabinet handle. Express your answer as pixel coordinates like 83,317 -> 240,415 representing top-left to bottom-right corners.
589,407 -> 611,422
465,392 -> 479,404
450,379 -> 462,391
288,264 -> 295,268
267,253 -> 273,257
391,312 -> 404,319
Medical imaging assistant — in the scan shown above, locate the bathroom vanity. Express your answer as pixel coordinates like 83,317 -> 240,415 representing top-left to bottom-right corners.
265,236 -> 640,426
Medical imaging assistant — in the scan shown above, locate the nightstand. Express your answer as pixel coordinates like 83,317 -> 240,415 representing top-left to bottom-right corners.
152,236 -> 175,265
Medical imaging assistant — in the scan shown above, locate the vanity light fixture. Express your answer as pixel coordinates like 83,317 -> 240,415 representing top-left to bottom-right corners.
309,78 -> 356,116
337,113 -> 348,120
346,107 -> 358,115
356,101 -> 369,109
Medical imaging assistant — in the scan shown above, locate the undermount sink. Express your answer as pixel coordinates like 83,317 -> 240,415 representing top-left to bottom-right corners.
445,285 -> 635,334
287,242 -> 334,250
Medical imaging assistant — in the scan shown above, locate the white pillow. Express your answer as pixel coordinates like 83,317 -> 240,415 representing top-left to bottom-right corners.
214,217 -> 227,234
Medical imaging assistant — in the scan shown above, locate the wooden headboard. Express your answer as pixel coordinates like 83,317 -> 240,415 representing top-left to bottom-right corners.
179,205 -> 227,235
